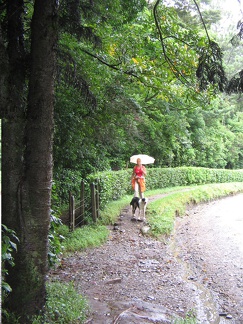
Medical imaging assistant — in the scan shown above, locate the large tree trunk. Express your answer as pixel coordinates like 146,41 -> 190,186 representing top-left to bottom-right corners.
1,0 -> 26,275
2,0 -> 58,321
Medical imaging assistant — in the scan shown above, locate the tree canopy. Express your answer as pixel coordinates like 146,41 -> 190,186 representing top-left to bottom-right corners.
53,0 -> 243,174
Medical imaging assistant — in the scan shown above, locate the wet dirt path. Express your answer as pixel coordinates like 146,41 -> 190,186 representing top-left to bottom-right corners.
172,193 -> 243,323
50,193 -> 243,323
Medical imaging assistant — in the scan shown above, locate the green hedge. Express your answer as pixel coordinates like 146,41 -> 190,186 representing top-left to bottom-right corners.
87,170 -> 131,209
53,168 -> 84,206
87,167 -> 243,210
54,167 -> 243,213
146,167 -> 243,189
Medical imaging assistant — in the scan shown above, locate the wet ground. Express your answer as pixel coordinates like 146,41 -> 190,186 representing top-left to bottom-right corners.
173,194 -> 243,323
50,193 -> 243,323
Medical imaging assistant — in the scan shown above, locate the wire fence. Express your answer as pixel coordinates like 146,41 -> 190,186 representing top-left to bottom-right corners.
69,181 -> 100,231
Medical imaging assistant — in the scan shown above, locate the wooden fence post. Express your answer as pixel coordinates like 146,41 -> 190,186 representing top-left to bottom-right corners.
69,192 -> 75,231
90,182 -> 97,223
95,181 -> 100,219
71,195 -> 75,231
69,191 -> 72,230
80,180 -> 85,225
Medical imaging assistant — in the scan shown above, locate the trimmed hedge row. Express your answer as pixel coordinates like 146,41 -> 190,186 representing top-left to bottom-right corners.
53,168 -> 83,206
87,170 -> 131,209
146,167 -> 243,189
87,166 -> 243,209
54,167 -> 243,212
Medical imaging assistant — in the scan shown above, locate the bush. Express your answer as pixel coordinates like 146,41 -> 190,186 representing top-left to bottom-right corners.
87,170 -> 132,209
87,167 -> 243,210
54,167 -> 243,219
146,167 -> 243,189
48,215 -> 66,267
53,168 -> 83,207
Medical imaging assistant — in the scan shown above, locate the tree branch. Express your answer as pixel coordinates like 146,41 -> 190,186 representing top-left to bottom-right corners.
80,47 -> 164,91
153,0 -> 191,86
192,0 -> 211,44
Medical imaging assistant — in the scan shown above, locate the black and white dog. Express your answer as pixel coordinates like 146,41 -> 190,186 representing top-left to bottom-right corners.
130,197 -> 148,222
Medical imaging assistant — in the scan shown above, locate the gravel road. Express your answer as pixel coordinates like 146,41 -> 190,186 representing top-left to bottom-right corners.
173,193 -> 243,323
50,193 -> 243,323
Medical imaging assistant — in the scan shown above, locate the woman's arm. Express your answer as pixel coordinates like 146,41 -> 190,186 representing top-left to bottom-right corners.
142,166 -> 147,176
131,167 -> 136,180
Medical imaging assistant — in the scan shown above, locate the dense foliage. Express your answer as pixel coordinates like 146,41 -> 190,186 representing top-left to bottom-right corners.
53,0 -> 243,178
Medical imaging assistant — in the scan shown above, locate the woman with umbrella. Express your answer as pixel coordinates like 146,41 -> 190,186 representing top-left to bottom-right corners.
130,154 -> 155,198
131,158 -> 147,199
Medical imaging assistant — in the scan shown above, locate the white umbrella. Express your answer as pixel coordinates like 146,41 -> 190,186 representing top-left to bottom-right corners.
130,154 -> 155,165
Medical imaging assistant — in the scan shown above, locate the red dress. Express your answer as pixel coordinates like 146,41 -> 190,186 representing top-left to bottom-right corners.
132,165 -> 146,192
133,165 -> 144,178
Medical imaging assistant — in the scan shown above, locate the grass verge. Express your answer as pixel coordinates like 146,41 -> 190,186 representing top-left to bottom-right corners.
57,224 -> 109,253
32,281 -> 88,323
147,182 -> 243,237
98,186 -> 192,225
56,182 -> 243,254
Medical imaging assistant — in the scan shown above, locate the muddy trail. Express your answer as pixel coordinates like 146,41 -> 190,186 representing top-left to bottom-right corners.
50,193 -> 243,324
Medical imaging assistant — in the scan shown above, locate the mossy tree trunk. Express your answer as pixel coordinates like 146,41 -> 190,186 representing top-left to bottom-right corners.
1,0 -> 58,322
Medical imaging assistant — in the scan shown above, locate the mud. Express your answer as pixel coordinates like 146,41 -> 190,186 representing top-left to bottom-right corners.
50,193 -> 243,323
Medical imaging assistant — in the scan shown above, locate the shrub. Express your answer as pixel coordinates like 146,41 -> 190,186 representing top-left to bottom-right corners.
48,215 -> 65,267
54,167 -> 243,220
87,170 -> 131,209
53,168 -> 83,207
87,167 -> 243,211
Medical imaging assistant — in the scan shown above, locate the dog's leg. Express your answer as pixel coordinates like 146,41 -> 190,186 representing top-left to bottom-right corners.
136,199 -> 142,221
131,205 -> 136,219
141,198 -> 148,222
139,205 -> 144,221
130,204 -> 136,220
143,207 -> 146,222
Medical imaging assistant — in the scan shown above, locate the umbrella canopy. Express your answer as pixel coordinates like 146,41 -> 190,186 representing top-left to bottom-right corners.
130,154 -> 155,165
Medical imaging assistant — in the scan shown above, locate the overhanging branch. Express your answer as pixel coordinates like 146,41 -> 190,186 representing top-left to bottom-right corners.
80,47 -> 162,89
153,0 -> 192,86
